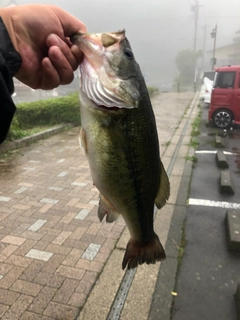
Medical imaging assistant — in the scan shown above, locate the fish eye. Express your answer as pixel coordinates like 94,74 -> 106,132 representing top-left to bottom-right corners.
124,48 -> 134,59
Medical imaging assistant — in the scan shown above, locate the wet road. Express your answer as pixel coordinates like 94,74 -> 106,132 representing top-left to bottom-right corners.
171,104 -> 240,320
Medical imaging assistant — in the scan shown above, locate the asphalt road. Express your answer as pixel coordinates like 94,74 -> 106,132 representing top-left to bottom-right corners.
171,104 -> 240,320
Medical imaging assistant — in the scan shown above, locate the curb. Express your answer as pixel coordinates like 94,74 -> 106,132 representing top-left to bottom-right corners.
236,284 -> 240,320
225,210 -> 240,252
0,123 -> 74,155
216,150 -> 229,169
149,159 -> 193,320
215,136 -> 225,148
220,169 -> 234,195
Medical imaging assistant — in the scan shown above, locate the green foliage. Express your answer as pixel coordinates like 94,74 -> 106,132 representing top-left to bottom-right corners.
7,92 -> 80,141
15,92 -> 80,129
175,49 -> 202,85
147,86 -> 159,97
185,155 -> 198,162
191,110 -> 202,137
165,141 -> 171,147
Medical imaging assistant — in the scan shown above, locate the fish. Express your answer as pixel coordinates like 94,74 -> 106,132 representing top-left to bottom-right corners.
71,30 -> 170,270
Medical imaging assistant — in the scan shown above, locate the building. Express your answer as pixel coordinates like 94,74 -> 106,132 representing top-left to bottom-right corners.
207,43 -> 240,67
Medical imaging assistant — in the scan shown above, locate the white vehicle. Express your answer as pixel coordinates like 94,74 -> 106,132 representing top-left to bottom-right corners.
199,71 -> 215,106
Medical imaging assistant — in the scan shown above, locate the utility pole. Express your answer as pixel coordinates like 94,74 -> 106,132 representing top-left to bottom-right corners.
191,1 -> 203,91
211,24 -> 217,70
191,1 -> 203,52
202,24 -> 207,68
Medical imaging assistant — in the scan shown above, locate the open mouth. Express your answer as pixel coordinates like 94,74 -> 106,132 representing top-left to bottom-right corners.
94,103 -> 120,111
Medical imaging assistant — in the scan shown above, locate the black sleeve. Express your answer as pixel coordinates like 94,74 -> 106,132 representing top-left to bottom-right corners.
0,16 -> 22,144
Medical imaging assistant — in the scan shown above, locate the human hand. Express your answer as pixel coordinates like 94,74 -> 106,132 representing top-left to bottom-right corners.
1,4 -> 86,89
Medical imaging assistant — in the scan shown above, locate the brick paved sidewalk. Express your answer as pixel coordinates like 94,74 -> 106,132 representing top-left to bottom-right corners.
0,128 -> 125,320
0,91 -> 195,320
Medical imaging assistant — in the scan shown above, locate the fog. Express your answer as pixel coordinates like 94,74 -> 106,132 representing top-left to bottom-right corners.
8,0 -> 240,88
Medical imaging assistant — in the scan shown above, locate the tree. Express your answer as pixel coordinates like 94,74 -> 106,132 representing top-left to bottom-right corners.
175,49 -> 202,85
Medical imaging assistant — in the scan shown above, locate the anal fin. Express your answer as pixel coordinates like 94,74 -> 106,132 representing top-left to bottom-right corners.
155,161 -> 170,209
98,194 -> 120,223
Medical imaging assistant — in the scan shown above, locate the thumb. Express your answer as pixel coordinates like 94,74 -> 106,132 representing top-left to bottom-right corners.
49,5 -> 87,38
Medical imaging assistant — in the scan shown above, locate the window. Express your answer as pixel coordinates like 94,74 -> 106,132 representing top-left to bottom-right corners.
214,71 -> 236,88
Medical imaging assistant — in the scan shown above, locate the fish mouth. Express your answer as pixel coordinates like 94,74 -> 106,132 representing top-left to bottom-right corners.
71,30 -> 126,49
96,105 -> 121,112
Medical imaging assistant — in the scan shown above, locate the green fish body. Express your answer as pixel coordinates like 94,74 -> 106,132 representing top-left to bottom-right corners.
72,31 -> 170,269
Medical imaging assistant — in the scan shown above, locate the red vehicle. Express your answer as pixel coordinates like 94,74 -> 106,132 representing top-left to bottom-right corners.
208,65 -> 240,129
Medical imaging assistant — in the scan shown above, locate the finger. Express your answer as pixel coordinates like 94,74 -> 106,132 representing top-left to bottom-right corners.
46,34 -> 79,70
48,46 -> 74,85
71,44 -> 84,66
49,5 -> 87,36
41,57 -> 61,90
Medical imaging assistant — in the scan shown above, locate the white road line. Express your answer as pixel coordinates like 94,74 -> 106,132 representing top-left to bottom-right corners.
189,198 -> 240,209
195,150 -> 237,155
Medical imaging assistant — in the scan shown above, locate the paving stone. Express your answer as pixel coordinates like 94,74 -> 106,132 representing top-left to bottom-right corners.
0,196 -> 12,202
53,278 -> 79,304
1,294 -> 34,320
10,279 -> 42,297
14,187 -> 28,194
62,248 -> 83,267
25,249 -> 53,262
57,171 -> 68,177
1,236 -> 26,246
56,265 -> 85,280
43,301 -> 79,319
19,311 -> 55,320
81,243 -> 101,261
71,182 -> 87,187
75,270 -> 98,294
0,266 -> 25,289
28,219 -> 47,232
0,244 -> 18,258
35,271 -> 64,293
47,186 -> 63,192
20,260 -> 46,282
41,254 -> 65,274
5,255 -> 33,268
28,286 -> 57,314
39,198 -> 59,205
68,292 -> 86,307
75,209 -> 90,220
0,304 -> 9,318
0,288 -> 20,305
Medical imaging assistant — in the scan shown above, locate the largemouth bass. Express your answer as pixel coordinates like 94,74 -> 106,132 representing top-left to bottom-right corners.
71,30 -> 170,270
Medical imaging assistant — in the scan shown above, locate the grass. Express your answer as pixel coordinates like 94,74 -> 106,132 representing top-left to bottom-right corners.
188,138 -> 199,149
7,125 -> 53,141
177,219 -> 187,266
185,155 -> 198,162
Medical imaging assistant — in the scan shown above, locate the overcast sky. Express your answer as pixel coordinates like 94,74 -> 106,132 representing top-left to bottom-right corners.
4,0 -> 240,87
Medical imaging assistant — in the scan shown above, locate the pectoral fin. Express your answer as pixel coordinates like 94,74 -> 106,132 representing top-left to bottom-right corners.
79,128 -> 87,154
98,194 -> 120,223
155,161 -> 170,209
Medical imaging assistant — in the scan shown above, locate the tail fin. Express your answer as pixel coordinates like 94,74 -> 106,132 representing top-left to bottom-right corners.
122,233 -> 166,270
